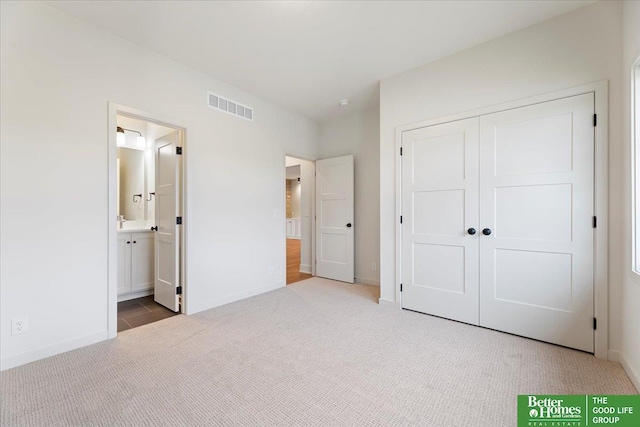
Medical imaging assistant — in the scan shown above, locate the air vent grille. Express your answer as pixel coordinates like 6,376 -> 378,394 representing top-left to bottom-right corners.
207,91 -> 253,121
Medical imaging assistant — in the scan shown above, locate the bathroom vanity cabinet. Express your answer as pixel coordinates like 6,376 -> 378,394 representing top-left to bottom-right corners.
117,231 -> 154,301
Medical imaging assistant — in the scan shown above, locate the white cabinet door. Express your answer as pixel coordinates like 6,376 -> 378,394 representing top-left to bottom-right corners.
131,232 -> 154,292
117,233 -> 132,295
286,220 -> 294,237
315,155 -> 354,283
478,93 -> 594,352
401,118 -> 480,325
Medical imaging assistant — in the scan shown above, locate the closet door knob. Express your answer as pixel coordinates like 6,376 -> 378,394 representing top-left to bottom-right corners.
126,241 -> 131,244
346,223 -> 352,228
482,228 -> 492,236
133,241 -> 137,244
151,226 -> 158,231
467,228 -> 476,235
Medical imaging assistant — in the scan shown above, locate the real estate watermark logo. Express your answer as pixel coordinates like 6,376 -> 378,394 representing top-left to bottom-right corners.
518,395 -> 640,427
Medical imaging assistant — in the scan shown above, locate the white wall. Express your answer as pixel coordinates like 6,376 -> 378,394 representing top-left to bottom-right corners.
285,157 -> 314,273
619,0 -> 640,390
320,106 -> 380,286
0,1 -> 320,369
291,179 -> 301,218
380,0 -> 626,356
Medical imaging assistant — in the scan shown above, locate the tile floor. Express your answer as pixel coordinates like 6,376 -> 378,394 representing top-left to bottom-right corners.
117,296 -> 179,332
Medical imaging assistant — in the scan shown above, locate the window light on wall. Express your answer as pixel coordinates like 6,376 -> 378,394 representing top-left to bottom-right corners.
633,62 -> 640,277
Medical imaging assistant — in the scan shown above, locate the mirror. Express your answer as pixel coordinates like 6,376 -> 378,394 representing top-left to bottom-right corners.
117,147 -> 145,221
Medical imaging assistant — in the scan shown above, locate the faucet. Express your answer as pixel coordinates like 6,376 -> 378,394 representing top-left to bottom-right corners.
117,215 -> 126,229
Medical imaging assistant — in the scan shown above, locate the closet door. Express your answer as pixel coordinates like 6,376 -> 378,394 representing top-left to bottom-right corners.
478,93 -> 595,352
401,118 -> 480,325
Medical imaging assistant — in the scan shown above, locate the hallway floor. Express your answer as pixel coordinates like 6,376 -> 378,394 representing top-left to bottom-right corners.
287,238 -> 312,284
117,295 -> 179,332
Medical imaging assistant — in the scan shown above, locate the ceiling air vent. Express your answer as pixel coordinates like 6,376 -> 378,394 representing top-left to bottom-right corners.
207,91 -> 253,121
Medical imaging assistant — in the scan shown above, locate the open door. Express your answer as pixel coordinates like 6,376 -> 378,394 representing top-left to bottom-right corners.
153,131 -> 181,312
315,155 -> 354,283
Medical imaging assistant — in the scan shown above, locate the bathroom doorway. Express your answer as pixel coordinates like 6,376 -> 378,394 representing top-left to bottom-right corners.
285,155 -> 314,284
108,104 -> 187,336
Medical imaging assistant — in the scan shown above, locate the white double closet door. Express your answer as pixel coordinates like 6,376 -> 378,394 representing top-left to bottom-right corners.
402,93 -> 595,353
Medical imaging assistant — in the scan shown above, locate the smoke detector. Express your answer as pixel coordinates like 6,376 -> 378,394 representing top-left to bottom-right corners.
339,99 -> 350,107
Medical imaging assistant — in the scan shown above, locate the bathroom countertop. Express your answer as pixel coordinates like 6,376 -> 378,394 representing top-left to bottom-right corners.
117,227 -> 154,233
117,220 -> 155,233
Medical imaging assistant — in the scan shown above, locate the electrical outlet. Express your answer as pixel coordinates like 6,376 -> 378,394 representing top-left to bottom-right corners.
372,262 -> 377,271
269,265 -> 279,274
11,316 -> 29,336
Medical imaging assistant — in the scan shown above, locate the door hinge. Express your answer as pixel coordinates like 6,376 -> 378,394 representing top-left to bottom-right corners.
400,215 -> 403,224
176,216 -> 183,225
176,286 -> 182,295
592,216 -> 597,228
176,146 -> 183,155
593,317 -> 597,330
400,283 -> 403,292
400,147 -> 403,156
593,114 -> 597,127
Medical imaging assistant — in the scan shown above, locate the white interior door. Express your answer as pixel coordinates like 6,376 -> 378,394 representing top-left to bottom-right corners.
315,155 -> 354,283
154,131 -> 180,312
478,93 -> 594,352
401,118 -> 480,325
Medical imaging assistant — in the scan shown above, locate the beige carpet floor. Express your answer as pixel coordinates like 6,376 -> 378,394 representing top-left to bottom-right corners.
1,278 -> 636,426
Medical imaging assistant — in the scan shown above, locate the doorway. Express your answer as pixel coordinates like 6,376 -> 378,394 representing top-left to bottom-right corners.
285,156 -> 314,284
108,104 -> 186,337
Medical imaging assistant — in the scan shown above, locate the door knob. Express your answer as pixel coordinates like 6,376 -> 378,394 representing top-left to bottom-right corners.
126,241 -> 131,244
151,226 -> 158,231
346,223 -> 352,228
467,228 -> 476,235
133,241 -> 136,244
482,228 -> 492,236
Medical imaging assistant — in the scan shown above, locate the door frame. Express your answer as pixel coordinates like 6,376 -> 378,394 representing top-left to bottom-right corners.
394,80 -> 609,359
107,103 -> 188,338
283,150 -> 317,281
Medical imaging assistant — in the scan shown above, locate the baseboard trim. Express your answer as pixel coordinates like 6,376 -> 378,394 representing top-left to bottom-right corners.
188,281 -> 284,315
1,330 -> 109,371
118,289 -> 153,302
379,297 -> 400,309
299,264 -> 312,274
355,277 -> 380,286
608,350 -> 640,392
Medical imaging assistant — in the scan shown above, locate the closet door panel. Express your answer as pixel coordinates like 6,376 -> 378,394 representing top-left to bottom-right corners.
478,93 -> 595,353
401,117 -> 480,325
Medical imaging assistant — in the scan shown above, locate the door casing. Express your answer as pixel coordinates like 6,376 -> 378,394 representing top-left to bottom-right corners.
283,151 -> 317,281
393,81 -> 609,359
108,103 -> 188,338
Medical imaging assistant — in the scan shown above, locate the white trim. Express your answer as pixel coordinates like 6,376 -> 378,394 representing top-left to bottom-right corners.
394,81 -> 609,359
355,277 -> 380,286
0,331 -> 108,371
630,57 -> 640,283
108,103 -> 189,335
299,264 -> 312,274
117,289 -> 153,302
379,298 -> 401,309
282,150 -> 317,282
608,350 -> 640,393
190,281 -> 284,314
